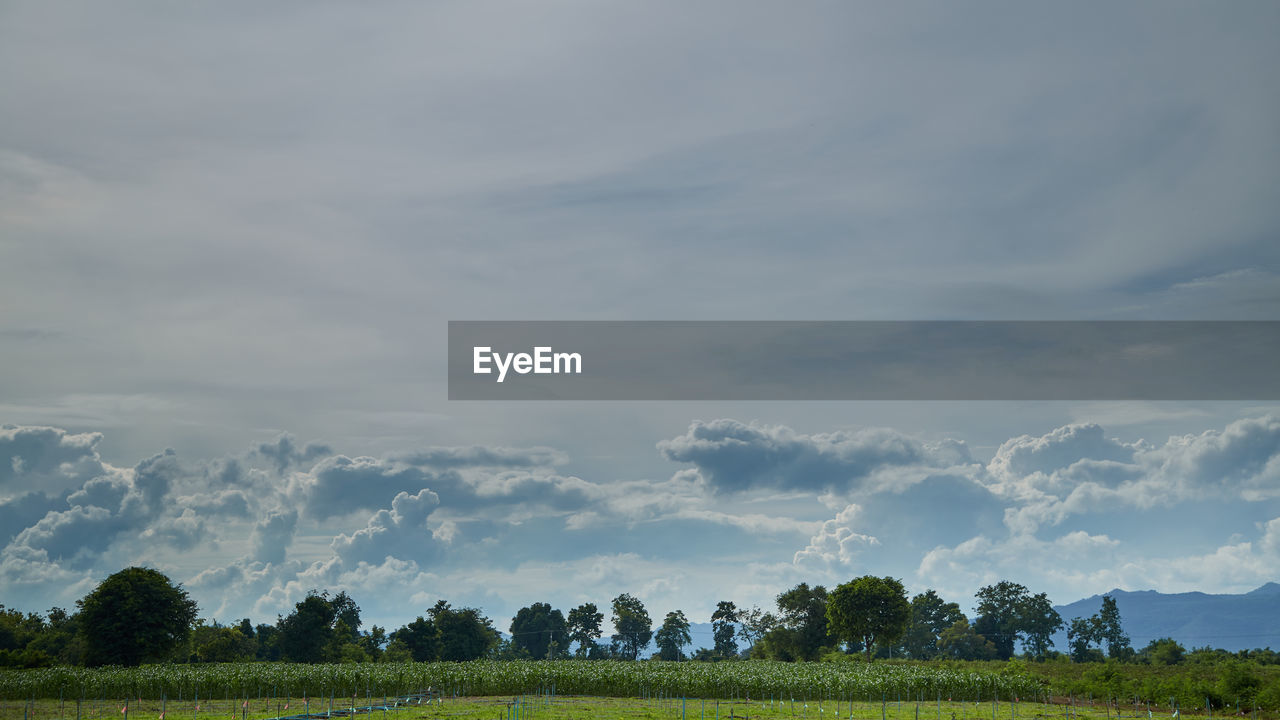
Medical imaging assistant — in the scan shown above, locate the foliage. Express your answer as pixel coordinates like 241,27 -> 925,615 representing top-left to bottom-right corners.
0,658 -> 1046,702
937,619 -> 997,661
711,601 -> 741,658
510,603 -> 568,660
757,584 -> 834,662
77,567 -> 198,667
826,577 -> 911,663
429,601 -> 500,662
655,611 -> 692,661
610,594 -> 653,661
567,604 -> 603,659
902,591 -> 965,660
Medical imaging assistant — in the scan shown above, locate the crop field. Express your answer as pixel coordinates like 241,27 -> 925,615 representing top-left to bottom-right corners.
0,662 -> 1269,720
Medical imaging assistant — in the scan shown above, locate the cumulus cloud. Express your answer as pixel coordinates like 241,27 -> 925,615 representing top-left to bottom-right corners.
658,419 -> 972,496
250,509 -> 298,565
254,433 -> 331,475
0,425 -> 108,496
984,416 -> 1280,534
331,489 -> 442,566
793,503 -> 880,569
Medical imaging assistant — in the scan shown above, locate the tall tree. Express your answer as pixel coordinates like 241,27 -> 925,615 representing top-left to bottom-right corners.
390,616 -> 438,661
430,600 -> 499,661
937,618 -> 997,660
1019,592 -> 1063,660
826,576 -> 911,662
1097,595 -> 1132,659
655,610 -> 692,660
974,581 -> 1029,660
510,602 -> 568,659
901,590 -> 965,660
711,601 -> 740,658
610,594 -> 653,661
735,606 -> 776,652
758,583 -> 832,661
277,592 -> 342,663
77,567 -> 198,667
1067,616 -> 1101,662
567,603 -> 604,658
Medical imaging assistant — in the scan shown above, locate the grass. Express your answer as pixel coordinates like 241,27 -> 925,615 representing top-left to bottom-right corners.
0,692 -> 1264,720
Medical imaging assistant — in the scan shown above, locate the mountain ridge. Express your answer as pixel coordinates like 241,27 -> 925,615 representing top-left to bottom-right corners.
1051,582 -> 1280,653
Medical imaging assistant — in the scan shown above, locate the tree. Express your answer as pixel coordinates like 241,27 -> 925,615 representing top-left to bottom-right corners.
277,593 -> 341,663
188,622 -> 255,663
826,576 -> 911,663
567,603 -> 604,658
937,618 -> 997,660
1067,616 -> 1102,663
1019,592 -> 1063,660
736,606 -> 776,652
711,601 -> 740,658
974,581 -> 1028,660
1141,637 -> 1185,666
390,616 -> 438,661
510,602 -> 568,660
610,594 -> 653,661
1097,595 -> 1132,659
430,601 -> 499,661
759,583 -> 833,661
77,567 -> 198,667
901,590 -> 965,660
655,610 -> 692,660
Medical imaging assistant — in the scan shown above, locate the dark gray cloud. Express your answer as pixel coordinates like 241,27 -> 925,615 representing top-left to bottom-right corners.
250,509 -> 297,565
658,419 -> 971,495
254,433 -> 331,475
391,446 -> 566,470
0,425 -> 107,495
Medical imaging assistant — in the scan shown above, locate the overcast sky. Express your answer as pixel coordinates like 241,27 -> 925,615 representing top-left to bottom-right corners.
2,1 -> 1279,640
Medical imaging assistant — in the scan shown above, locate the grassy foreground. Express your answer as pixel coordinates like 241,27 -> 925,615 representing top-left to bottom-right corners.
0,693 -> 1230,720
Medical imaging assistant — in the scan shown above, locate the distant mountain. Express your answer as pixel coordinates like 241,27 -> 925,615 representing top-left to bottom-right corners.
1051,583 -> 1280,653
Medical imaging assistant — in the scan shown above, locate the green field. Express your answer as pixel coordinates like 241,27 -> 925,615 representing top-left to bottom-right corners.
0,692 -> 1252,720
1,661 -> 1275,720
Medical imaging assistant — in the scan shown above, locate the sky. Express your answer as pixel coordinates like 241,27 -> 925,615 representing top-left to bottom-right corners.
2,1 -> 1279,644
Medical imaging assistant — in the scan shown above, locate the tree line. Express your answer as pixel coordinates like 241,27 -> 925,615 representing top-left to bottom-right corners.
2,566 -> 1272,668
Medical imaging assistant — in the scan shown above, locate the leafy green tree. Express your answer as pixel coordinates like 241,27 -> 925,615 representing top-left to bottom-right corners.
188,622 -> 255,663
974,581 -> 1029,660
901,590 -> 965,660
826,576 -> 911,663
711,601 -> 740,658
937,618 -> 997,660
736,606 -> 776,652
758,583 -> 833,661
359,626 -> 387,661
1067,616 -> 1102,662
610,594 -> 653,661
1019,592 -> 1063,660
77,567 -> 198,667
510,602 -> 568,660
655,610 -> 692,660
1141,637 -> 1185,665
253,623 -> 280,661
277,593 -> 341,663
1096,595 -> 1132,659
391,616 -> 438,661
567,603 -> 603,658
431,600 -> 499,661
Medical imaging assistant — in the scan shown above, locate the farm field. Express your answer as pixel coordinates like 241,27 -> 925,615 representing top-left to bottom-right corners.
0,693 -> 1212,720
0,661 -> 1274,720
